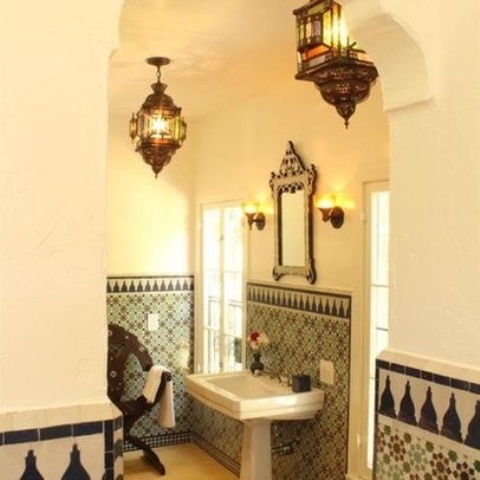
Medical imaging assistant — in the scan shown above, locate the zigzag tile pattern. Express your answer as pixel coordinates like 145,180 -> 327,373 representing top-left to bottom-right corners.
247,282 -> 351,318
107,275 -> 194,294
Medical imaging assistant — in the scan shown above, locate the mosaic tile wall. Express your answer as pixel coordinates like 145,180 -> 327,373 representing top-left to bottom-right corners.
375,350 -> 480,479
190,281 -> 352,480
0,404 -> 123,479
106,275 -> 195,450
190,401 -> 243,476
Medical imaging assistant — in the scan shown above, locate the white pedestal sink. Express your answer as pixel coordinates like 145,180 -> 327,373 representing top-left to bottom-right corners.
241,419 -> 273,480
186,371 -> 324,480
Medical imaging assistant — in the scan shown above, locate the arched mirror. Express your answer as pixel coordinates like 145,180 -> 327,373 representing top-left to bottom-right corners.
269,141 -> 316,284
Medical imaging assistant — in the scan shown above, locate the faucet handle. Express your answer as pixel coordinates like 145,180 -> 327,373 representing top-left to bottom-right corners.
279,372 -> 292,386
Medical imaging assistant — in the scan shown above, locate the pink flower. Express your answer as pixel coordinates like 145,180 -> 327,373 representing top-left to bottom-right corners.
247,330 -> 269,350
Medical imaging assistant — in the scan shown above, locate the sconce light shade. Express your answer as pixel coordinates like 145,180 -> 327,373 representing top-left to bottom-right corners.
129,57 -> 187,177
316,195 -> 345,228
293,0 -> 378,127
243,203 -> 266,231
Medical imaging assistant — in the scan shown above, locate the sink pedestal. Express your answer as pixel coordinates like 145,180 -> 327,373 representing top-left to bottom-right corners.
240,419 -> 272,480
186,371 -> 324,479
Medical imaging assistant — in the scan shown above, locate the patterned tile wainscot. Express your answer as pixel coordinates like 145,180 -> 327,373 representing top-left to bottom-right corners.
0,404 -> 122,479
375,350 -> 480,479
190,281 -> 352,480
106,275 -> 195,450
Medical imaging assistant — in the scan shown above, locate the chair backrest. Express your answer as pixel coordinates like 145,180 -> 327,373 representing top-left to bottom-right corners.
107,323 -> 153,405
107,324 -> 170,475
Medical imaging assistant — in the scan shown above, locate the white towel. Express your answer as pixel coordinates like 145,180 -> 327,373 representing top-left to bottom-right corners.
142,365 -> 165,403
158,375 -> 175,428
142,365 -> 176,428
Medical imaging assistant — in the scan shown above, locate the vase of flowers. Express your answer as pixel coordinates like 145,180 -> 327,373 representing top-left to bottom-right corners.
248,330 -> 269,374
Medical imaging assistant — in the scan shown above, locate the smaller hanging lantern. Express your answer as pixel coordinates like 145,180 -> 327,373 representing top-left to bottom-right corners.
293,0 -> 378,127
129,57 -> 187,177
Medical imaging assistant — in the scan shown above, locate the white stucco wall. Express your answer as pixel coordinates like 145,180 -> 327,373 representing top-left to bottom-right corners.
107,115 -> 195,276
345,0 -> 480,368
190,77 -> 389,289
0,0 -> 123,410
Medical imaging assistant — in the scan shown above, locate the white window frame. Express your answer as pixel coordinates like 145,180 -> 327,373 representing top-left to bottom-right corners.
359,180 -> 390,478
198,201 -> 246,374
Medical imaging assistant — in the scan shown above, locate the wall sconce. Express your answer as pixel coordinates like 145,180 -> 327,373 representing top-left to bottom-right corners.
316,195 -> 345,229
129,57 -> 187,177
293,0 -> 378,128
243,203 -> 266,231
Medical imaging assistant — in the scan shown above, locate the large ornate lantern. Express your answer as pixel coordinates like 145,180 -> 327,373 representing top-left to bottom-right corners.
129,57 -> 187,177
293,0 -> 378,127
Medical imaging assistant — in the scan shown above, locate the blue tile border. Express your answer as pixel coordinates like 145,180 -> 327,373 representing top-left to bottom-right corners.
73,420 -> 103,437
104,420 -> 114,451
114,415 -> 123,431
4,428 -> 39,445
1,415 -> 123,446
376,359 -> 480,393
376,359 -> 480,450
40,424 -> 72,441
1,415 -> 123,478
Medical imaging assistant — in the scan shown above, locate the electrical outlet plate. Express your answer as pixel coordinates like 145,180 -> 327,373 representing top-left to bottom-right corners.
320,359 -> 335,385
147,313 -> 159,331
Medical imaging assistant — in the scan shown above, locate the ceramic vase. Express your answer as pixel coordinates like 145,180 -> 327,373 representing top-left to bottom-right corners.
250,351 -> 264,374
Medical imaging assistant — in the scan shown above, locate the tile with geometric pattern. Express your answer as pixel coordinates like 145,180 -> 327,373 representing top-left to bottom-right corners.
190,281 -> 352,480
375,351 -> 480,479
106,275 -> 194,449
375,421 -> 480,479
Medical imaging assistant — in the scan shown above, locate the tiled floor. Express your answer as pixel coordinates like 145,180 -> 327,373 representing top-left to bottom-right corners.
124,443 -> 238,479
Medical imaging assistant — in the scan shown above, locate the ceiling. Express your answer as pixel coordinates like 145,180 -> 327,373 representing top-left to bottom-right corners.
109,0 -> 301,122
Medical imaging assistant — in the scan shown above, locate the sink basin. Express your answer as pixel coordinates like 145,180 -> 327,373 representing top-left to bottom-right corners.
186,370 -> 324,480
186,370 -> 324,421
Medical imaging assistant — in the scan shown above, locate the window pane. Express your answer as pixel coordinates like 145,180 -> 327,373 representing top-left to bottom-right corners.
371,191 -> 389,286
204,328 -> 220,373
204,271 -> 221,304
366,188 -> 390,472
207,294 -> 220,330
203,210 -> 221,269
202,204 -> 244,373
224,207 -> 243,271
226,295 -> 243,336
375,329 -> 389,356
370,285 -> 389,330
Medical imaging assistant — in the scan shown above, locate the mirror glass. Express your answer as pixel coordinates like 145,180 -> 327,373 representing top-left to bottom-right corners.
280,190 -> 305,266
269,141 -> 316,284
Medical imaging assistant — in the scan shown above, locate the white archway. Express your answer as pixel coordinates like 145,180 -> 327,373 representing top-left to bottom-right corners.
343,0 -> 432,112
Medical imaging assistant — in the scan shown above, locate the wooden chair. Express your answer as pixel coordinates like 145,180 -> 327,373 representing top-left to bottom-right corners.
107,323 -> 171,475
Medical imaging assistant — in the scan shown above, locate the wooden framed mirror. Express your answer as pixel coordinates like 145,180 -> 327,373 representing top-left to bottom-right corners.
269,141 -> 316,284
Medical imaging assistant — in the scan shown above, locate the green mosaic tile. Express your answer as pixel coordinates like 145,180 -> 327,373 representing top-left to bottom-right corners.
106,276 -> 194,448
376,419 -> 480,479
246,283 -> 351,480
